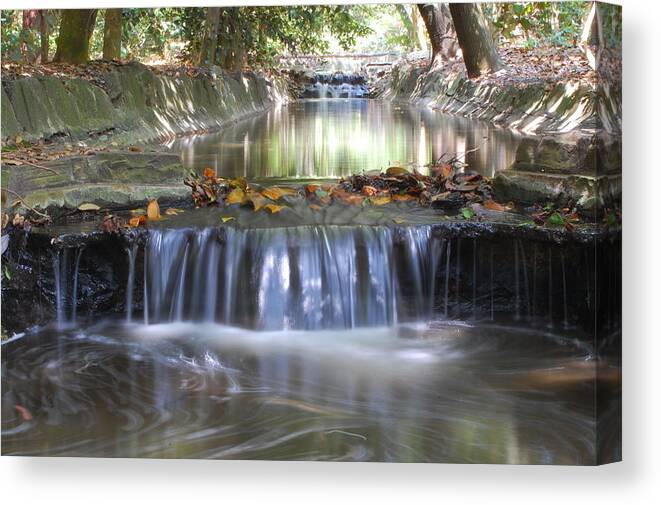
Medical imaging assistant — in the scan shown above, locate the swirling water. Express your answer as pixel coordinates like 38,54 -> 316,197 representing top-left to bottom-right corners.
2,320 -> 597,463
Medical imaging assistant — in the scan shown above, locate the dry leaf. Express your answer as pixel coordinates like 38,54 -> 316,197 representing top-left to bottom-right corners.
129,215 -> 146,227
221,216 -> 235,223
392,194 -> 417,202
264,203 -> 285,214
77,203 -> 101,211
164,207 -> 184,216
309,204 -> 322,212
226,188 -> 247,205
261,186 -> 297,200
147,199 -> 160,220
361,185 -> 378,196
203,167 -> 215,178
386,166 -> 409,176
369,195 -> 392,206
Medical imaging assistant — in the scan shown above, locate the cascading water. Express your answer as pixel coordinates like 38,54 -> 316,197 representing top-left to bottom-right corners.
302,71 -> 369,98
137,226 -> 438,330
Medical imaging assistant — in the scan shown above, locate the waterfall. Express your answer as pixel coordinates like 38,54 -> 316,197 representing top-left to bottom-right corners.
52,247 -> 84,327
140,226 -> 438,330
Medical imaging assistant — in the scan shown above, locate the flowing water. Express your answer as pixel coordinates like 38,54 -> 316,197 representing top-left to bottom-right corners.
1,96 -> 620,463
2,223 -> 621,463
2,320 -> 599,463
169,99 -> 520,180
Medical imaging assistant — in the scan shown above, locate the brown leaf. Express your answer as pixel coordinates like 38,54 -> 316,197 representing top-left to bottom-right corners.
147,199 -> 160,220
264,203 -> 285,214
164,207 -> 184,216
129,215 -> 146,227
483,200 -> 507,212
261,186 -> 297,201
203,167 -> 215,178
369,195 -> 392,206
361,185 -> 378,196
391,194 -> 417,202
386,166 -> 409,176
226,188 -> 247,205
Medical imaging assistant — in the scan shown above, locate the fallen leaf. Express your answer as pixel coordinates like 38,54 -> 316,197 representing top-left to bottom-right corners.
392,194 -> 417,202
483,200 -> 508,212
226,188 -> 247,205
264,203 -> 285,214
128,145 -> 143,152
147,199 -> 160,220
262,186 -> 297,201
14,404 -> 32,421
393,217 -> 406,224
221,216 -> 235,223
77,202 -> 101,211
461,207 -> 476,219
164,207 -> 184,216
129,215 -> 147,227
386,166 -> 409,176
203,167 -> 215,178
309,204 -> 322,212
361,185 -> 378,196
546,212 -> 565,227
369,195 -> 392,206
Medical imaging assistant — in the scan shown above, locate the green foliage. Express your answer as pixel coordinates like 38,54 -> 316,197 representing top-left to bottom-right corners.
484,1 -> 590,46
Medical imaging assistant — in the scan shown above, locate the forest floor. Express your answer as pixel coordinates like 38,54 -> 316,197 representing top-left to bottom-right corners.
401,44 -> 598,88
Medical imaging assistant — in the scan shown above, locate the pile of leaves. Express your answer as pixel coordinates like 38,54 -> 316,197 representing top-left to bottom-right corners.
184,164 -> 497,213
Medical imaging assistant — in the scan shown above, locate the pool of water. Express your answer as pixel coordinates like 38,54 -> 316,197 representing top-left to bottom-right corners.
2,320 -> 601,463
167,99 -> 521,180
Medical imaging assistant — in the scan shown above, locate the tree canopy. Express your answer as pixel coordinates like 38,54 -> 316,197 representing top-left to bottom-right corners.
1,3 -> 596,72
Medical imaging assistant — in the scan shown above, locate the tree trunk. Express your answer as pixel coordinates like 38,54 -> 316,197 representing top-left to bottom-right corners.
197,7 -> 221,66
449,3 -> 503,78
102,9 -> 122,61
396,5 -> 417,51
417,4 -> 445,66
39,10 -> 49,63
54,9 -> 98,64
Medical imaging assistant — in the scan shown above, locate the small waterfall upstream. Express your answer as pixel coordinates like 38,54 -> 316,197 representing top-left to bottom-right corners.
301,71 -> 369,98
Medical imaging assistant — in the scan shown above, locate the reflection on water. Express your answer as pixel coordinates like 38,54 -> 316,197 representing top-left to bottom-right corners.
2,321 -> 599,463
169,99 -> 521,180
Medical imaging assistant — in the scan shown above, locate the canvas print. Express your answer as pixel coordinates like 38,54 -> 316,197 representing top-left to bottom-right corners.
1,2 -> 621,464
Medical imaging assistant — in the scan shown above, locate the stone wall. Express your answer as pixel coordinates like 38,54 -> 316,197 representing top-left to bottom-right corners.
2,63 -> 289,211
1,62 -> 289,144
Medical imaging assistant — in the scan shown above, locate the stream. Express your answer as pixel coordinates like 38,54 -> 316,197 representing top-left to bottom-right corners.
1,96 -> 620,464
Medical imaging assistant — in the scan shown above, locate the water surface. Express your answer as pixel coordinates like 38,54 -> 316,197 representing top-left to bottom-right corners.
2,320 -> 596,463
169,99 -> 520,180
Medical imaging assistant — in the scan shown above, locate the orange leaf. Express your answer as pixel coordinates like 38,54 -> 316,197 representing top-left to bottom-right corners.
226,188 -> 247,205
392,194 -> 417,202
129,215 -> 146,227
264,203 -> 285,214
203,167 -> 215,178
361,185 -> 378,196
261,186 -> 297,200
147,199 -> 160,220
